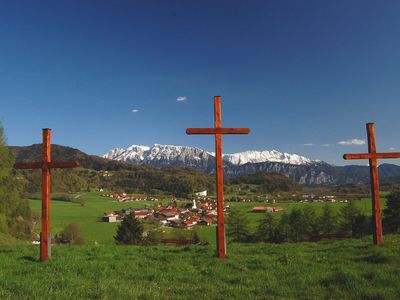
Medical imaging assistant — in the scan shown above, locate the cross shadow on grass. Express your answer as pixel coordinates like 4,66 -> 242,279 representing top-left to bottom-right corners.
357,252 -> 392,264
19,256 -> 38,262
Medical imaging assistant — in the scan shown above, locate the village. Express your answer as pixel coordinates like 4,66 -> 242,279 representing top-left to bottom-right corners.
100,188 -> 355,229
102,197 -> 220,229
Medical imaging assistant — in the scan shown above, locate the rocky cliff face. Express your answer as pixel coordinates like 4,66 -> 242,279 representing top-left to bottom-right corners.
103,144 -> 400,186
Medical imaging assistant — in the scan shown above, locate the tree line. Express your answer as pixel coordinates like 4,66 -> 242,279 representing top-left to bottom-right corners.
0,123 -> 33,240
227,196 -> 400,243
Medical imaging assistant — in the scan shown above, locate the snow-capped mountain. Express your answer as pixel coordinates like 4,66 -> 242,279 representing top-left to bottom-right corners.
223,150 -> 313,165
103,144 -> 314,168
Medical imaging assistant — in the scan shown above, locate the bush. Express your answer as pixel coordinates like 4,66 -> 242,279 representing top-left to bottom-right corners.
226,208 -> 251,242
383,191 -> 400,233
256,212 -> 280,243
339,201 -> 366,238
320,204 -> 338,236
114,214 -> 145,245
58,223 -> 85,245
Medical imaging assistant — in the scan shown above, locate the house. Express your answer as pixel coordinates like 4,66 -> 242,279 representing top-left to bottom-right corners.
103,213 -> 118,223
272,207 -> 285,212
169,219 -> 181,228
252,206 -> 285,213
205,211 -> 218,218
199,218 -> 213,226
252,206 -> 274,213
162,212 -> 180,221
159,218 -> 168,226
134,210 -> 152,219
182,221 -> 196,228
194,190 -> 207,197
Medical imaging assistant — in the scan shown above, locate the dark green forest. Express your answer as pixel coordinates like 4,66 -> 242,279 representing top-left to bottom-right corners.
0,124 -> 33,239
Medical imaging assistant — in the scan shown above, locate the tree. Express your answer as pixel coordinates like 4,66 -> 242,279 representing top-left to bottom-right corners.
58,223 -> 85,245
276,212 -> 290,243
226,208 -> 251,242
320,204 -> 338,236
0,122 -> 32,238
352,214 -> 371,238
301,206 -> 320,241
114,214 -> 145,245
383,191 -> 400,233
340,201 -> 362,237
256,212 -> 279,243
287,208 -> 304,242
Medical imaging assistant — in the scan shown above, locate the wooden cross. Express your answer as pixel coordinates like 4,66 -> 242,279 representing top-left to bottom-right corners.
343,123 -> 400,246
14,129 -> 79,261
186,96 -> 250,259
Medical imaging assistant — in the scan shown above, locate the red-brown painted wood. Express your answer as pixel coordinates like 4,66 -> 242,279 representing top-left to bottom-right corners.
343,123 -> 400,246
186,128 -> 250,135
214,96 -> 226,259
14,128 -> 79,261
186,96 -> 250,259
343,153 -> 400,160
41,129 -> 51,261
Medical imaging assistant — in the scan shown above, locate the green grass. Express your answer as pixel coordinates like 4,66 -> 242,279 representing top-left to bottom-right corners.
28,192 -> 163,244
0,192 -> 396,299
0,235 -> 399,299
27,192 -> 387,245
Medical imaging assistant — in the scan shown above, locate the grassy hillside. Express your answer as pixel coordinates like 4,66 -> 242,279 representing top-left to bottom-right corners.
0,235 -> 399,299
27,191 -> 387,245
0,192 -> 397,299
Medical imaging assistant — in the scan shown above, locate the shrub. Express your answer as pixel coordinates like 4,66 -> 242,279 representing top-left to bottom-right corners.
114,214 -> 145,245
383,191 -> 400,233
226,208 -> 251,242
58,223 -> 85,245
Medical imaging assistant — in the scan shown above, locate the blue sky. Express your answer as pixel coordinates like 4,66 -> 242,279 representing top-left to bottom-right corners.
1,1 -> 400,165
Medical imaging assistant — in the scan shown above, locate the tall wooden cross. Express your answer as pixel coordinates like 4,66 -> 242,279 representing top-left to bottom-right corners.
186,96 -> 250,259
14,129 -> 79,261
343,123 -> 400,246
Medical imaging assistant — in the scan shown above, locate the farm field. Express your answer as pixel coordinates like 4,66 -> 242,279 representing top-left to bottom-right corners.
28,192 -> 387,245
0,235 -> 399,299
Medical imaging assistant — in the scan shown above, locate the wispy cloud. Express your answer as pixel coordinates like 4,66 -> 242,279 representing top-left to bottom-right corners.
322,144 -> 333,147
389,147 -> 397,151
337,139 -> 365,146
131,108 -> 139,113
176,96 -> 187,102
303,143 -> 314,146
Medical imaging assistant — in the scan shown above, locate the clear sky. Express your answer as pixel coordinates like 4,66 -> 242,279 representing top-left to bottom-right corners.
1,1 -> 400,165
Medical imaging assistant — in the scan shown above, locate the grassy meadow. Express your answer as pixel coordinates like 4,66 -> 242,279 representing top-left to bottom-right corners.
0,235 -> 399,299
0,192 -> 396,299
28,191 -> 386,245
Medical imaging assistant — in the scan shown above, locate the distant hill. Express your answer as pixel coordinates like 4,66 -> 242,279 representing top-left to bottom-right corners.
10,144 -> 215,197
10,144 -> 400,187
228,172 -> 301,193
10,144 -> 144,171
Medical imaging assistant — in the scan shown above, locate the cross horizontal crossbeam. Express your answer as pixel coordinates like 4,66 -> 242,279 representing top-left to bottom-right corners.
343,153 -> 400,160
14,162 -> 80,169
186,128 -> 250,135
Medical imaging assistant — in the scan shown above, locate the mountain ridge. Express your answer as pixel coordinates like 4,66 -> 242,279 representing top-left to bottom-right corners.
9,144 -> 400,186
103,144 -> 314,166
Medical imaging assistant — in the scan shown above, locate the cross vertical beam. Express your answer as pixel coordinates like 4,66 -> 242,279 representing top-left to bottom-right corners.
14,128 -> 80,261
366,123 -> 382,246
343,123 -> 400,246
186,96 -> 250,259
214,96 -> 226,258
41,129 -> 51,261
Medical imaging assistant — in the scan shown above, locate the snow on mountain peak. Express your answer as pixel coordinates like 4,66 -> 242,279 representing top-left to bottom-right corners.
103,144 -> 314,166
222,149 -> 312,165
